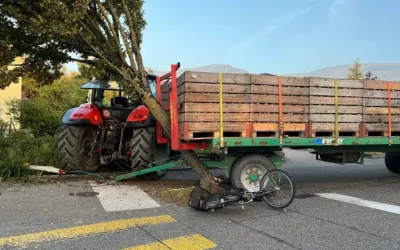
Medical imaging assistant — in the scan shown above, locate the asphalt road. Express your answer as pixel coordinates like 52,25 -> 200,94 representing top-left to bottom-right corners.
1,149 -> 399,250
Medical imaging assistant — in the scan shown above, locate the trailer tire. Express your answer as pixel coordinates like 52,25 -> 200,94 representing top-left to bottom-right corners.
231,154 -> 276,192
57,124 -> 101,172
384,152 -> 400,174
130,126 -> 162,180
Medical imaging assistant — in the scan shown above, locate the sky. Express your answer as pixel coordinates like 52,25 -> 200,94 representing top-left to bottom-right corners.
66,0 -> 400,75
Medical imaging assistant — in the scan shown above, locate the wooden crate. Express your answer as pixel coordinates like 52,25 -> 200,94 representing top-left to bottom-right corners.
250,75 -> 310,137
362,80 -> 400,136
309,77 -> 363,137
174,71 -> 251,140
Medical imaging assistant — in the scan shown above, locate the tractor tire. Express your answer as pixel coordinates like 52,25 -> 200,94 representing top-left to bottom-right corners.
384,152 -> 400,174
57,124 -> 101,172
231,154 -> 276,192
130,126 -> 154,170
130,126 -> 163,180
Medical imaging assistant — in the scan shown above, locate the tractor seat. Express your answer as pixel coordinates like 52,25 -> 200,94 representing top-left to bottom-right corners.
111,96 -> 130,108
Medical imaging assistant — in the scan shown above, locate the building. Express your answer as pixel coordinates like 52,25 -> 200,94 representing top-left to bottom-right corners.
0,57 -> 23,129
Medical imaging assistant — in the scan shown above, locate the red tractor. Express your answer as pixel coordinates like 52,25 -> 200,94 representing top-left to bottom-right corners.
57,72 -> 173,178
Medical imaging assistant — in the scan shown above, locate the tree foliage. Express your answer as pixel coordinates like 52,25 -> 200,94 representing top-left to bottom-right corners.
7,75 -> 87,137
0,0 -> 147,87
347,58 -> 363,80
364,71 -> 378,80
1,0 -> 221,192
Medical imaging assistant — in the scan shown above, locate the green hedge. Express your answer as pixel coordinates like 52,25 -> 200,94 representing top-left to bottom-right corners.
0,130 -> 59,178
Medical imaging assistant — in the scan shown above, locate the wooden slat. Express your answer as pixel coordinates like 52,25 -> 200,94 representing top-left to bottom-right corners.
310,78 -> 363,88
363,98 -> 400,107
251,85 -> 309,95
178,93 -> 251,103
365,123 -> 400,131
161,82 -> 171,93
311,123 -> 360,132
364,80 -> 400,90
309,114 -> 362,123
251,75 -> 310,87
250,114 -> 308,123
177,71 -> 251,85
362,115 -> 400,123
181,103 -> 250,113
363,107 -> 400,115
310,96 -> 362,105
363,89 -> 400,99
250,104 -> 308,113
179,122 -> 246,132
178,82 -> 250,94
253,123 -> 306,132
310,87 -> 362,97
310,105 -> 362,114
180,113 -> 249,122
251,95 -> 309,105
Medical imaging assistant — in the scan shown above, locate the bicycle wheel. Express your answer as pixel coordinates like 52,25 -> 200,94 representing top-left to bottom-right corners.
259,169 -> 295,209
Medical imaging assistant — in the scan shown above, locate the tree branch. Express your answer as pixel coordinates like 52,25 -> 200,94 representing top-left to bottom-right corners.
105,1 -> 137,71
94,0 -> 128,68
78,31 -> 126,78
66,57 -> 95,65
90,2 -> 115,45
84,11 -> 112,50
121,0 -> 146,75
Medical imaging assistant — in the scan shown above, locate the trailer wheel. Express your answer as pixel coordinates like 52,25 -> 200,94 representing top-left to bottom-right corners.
231,154 -> 276,192
384,152 -> 400,174
57,124 -> 101,172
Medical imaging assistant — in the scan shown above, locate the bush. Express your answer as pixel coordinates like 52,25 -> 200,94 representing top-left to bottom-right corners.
7,76 -> 87,137
0,130 -> 59,178
0,74 -> 86,178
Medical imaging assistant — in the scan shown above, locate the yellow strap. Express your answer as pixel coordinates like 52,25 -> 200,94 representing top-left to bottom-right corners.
334,78 -> 339,146
219,73 -> 224,147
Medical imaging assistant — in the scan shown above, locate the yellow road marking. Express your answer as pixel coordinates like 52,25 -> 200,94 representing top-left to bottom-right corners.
0,215 -> 176,248
124,234 -> 217,250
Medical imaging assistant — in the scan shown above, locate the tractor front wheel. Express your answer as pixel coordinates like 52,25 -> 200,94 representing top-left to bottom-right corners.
57,124 -> 101,172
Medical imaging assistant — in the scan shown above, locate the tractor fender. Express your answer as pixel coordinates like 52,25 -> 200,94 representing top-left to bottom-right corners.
62,104 -> 103,125
126,105 -> 156,128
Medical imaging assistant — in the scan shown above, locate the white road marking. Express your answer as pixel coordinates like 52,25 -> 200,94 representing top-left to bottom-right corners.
316,193 -> 400,215
90,182 -> 160,211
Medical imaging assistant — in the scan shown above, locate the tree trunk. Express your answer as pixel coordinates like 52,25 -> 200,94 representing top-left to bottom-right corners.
131,80 -> 223,193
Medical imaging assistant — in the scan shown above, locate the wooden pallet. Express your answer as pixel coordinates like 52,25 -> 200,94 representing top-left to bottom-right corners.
309,77 -> 363,136
172,71 -> 251,140
250,75 -> 310,124
179,122 -> 247,140
252,123 -> 307,137
362,80 -> 400,136
309,123 -> 360,137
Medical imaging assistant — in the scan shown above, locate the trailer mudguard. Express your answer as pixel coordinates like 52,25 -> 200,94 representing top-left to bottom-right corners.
62,104 -> 102,125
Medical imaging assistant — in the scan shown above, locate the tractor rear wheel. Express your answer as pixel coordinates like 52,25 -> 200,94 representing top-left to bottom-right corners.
57,124 -> 101,172
130,126 -> 163,180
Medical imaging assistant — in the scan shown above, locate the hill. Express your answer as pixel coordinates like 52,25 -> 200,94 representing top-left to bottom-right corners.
288,63 -> 400,80
147,64 -> 248,76
148,62 -> 400,81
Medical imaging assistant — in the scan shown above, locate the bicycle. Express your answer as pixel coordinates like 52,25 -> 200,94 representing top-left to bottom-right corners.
189,169 -> 296,211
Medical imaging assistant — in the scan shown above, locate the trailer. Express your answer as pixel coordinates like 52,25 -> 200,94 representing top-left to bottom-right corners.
114,63 -> 400,192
